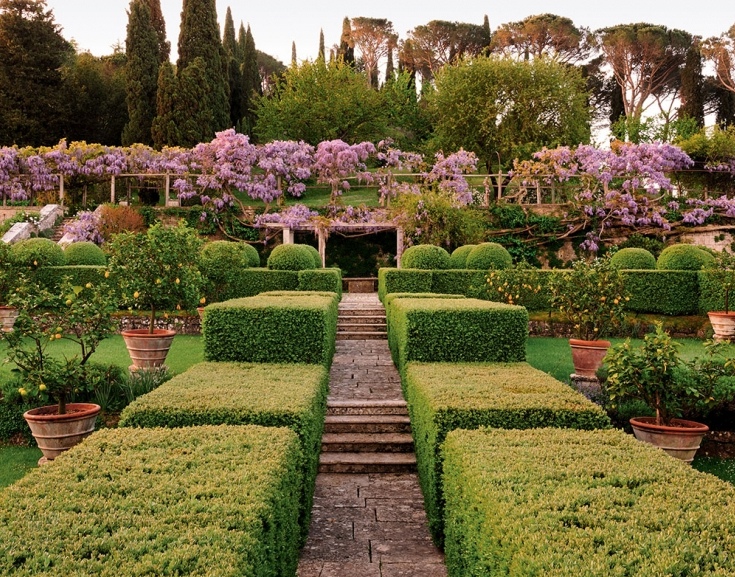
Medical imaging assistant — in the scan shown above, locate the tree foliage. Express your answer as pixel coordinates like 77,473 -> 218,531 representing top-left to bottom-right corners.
339,17 -> 354,64
239,24 -> 261,136
151,60 -> 177,148
351,17 -> 397,88
223,8 -> 242,128
144,0 -> 169,63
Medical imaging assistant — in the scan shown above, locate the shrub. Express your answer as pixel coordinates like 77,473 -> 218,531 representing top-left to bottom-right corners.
199,241 -> 250,303
0,425 -> 303,576
242,243 -> 261,267
297,268 -> 342,296
406,362 -> 611,544
63,241 -> 106,266
303,244 -> 323,268
267,244 -> 316,271
657,243 -> 715,271
448,245 -> 476,269
377,268 -> 433,301
10,237 -> 64,268
401,245 -> 451,270
622,270 -> 699,315
465,242 -> 513,270
236,268 -> 299,297
387,297 -> 527,372
443,427 -> 735,577
431,269 -> 487,298
119,361 -> 328,540
609,247 -> 656,269
203,292 -> 338,366
33,266 -> 109,294
98,204 -> 146,241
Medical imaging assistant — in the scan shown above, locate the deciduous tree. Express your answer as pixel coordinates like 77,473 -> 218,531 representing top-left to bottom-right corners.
702,24 -> 735,94
350,17 -> 397,88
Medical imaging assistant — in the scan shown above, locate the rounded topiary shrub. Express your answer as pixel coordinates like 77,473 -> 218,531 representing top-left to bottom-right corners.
200,241 -> 249,274
241,243 -> 261,267
448,245 -> 476,269
304,245 -> 323,268
465,242 -> 513,270
401,245 -> 451,270
267,244 -> 316,271
609,247 -> 656,270
657,244 -> 716,271
63,241 -> 107,266
11,238 -> 65,268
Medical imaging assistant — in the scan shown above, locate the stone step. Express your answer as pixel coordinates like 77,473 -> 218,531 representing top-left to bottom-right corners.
338,308 -> 386,317
327,399 -> 408,416
321,433 -> 414,453
318,452 -> 417,474
324,415 -> 411,434
337,316 -> 386,326
336,331 -> 388,340
337,322 -> 386,332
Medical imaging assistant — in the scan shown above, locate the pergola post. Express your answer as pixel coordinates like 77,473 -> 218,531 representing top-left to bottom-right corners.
317,229 -> 326,268
59,175 -> 64,206
283,228 -> 294,244
110,175 -> 116,203
396,227 -> 404,269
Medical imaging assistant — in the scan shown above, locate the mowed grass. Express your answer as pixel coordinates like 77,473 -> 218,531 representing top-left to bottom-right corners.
0,446 -> 42,489
693,456 -> 735,484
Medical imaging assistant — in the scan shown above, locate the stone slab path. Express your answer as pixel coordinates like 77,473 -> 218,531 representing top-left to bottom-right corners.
297,294 -> 446,577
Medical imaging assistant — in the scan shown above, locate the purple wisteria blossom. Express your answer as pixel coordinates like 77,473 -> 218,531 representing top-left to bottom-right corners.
313,140 -> 375,203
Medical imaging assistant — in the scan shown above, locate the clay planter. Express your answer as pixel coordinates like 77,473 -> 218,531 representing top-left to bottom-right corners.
0,305 -> 19,332
197,307 -> 205,320
630,417 -> 709,464
708,311 -> 735,341
121,329 -> 176,369
569,339 -> 611,378
23,403 -> 100,463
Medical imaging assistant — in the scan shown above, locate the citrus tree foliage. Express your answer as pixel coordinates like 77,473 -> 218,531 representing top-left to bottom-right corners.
428,56 -> 590,171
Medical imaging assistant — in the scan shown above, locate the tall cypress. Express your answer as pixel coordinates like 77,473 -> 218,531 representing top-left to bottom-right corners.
122,0 -> 159,145
240,24 -> 261,136
223,7 -> 242,127
482,15 -> 491,48
339,17 -> 354,64
291,41 -> 297,65
174,57 -> 212,147
144,0 -> 169,63
151,60 -> 178,148
318,28 -> 325,61
679,40 -> 705,126
177,0 -> 230,132
385,45 -> 395,83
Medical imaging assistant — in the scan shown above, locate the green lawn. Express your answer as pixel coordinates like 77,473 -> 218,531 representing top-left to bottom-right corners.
0,446 -> 42,489
693,456 -> 735,484
233,184 -> 383,208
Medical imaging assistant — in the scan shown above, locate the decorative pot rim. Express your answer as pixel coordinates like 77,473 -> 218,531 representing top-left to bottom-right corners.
707,311 -> 735,318
24,403 -> 101,422
569,338 -> 611,348
630,416 -> 709,435
121,328 -> 176,338
0,305 -> 17,310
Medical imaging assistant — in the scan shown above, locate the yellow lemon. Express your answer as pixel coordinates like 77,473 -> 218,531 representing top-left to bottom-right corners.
65,299 -> 72,305
39,384 -> 46,391
156,279 -> 161,284
85,283 -> 92,289
56,333 -> 61,339
200,297 -> 206,304
175,278 -> 180,284
176,304 -> 181,310
134,291 -> 140,298
18,388 -> 26,396
105,271 -> 110,278
33,260 -> 37,266
600,296 -> 606,302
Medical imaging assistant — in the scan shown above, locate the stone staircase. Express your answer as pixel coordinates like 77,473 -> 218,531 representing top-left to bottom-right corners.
336,300 -> 387,340
51,217 -> 74,242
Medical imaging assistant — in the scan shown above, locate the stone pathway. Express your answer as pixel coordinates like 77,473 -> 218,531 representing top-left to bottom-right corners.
297,294 -> 446,577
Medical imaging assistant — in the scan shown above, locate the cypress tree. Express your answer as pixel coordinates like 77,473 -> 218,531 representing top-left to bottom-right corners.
339,17 -> 354,64
122,0 -> 159,145
151,60 -> 178,148
291,41 -> 297,66
679,40 -> 705,126
223,7 -> 242,127
144,0 -> 169,63
177,0 -> 230,131
174,57 -> 212,147
482,14 -> 491,48
240,24 -> 261,135
385,45 -> 394,83
318,28 -> 325,61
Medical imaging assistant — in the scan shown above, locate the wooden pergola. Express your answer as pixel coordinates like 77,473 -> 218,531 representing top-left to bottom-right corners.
262,222 -> 405,268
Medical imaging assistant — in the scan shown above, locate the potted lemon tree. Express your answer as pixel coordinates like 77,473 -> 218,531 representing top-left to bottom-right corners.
106,221 -> 203,369
705,249 -> 735,340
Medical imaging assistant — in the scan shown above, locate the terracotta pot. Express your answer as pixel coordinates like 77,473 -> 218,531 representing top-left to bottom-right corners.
197,307 -> 205,320
24,403 -> 100,462
569,339 -> 611,378
630,417 -> 709,464
0,305 -> 19,332
121,329 -> 176,368
708,311 -> 735,341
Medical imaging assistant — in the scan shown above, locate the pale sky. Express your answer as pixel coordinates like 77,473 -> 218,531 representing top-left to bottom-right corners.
46,0 -> 734,66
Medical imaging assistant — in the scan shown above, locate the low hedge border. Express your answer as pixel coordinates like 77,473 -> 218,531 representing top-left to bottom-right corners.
443,427 -> 735,576
405,362 -> 610,545
297,268 -> 342,298
0,425 -> 303,576
202,292 -> 338,366
622,270 -> 700,315
33,266 -> 109,292
119,361 -> 328,541
378,268 -> 433,301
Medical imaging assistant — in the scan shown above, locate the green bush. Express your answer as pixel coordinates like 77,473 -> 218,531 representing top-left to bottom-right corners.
199,241 -> 250,303
443,427 -> 735,576
63,241 -> 106,266
11,238 -> 64,268
235,268 -> 300,297
267,244 -> 316,271
0,400 -> 34,444
699,270 -> 727,313
203,292 -> 338,366
401,245 -> 451,270
388,297 -> 528,372
303,245 -> 323,268
0,425 -> 302,576
119,361 -> 328,540
297,268 -> 342,297
448,245 -> 476,269
406,362 -> 610,544
657,244 -> 715,271
465,242 -> 513,270
242,242 -> 261,267
609,247 -> 656,269
378,268 -> 433,301
622,270 -> 700,315
33,266 -> 109,293
431,269 -> 487,298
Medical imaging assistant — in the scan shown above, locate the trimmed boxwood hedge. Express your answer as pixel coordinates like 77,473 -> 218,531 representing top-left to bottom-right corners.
63,241 -> 106,265
622,270 -> 700,315
430,269 -> 487,298
405,362 -> 610,545
203,292 -> 338,366
401,245 -> 451,270
609,247 -> 655,269
33,265 -> 109,292
378,268 -> 436,302
657,243 -> 715,271
10,237 -> 64,268
119,361 -> 328,540
267,244 -> 316,271
387,297 -> 528,372
297,268 -> 342,297
443,427 -> 735,576
448,245 -> 475,269
228,268 -> 300,298
0,425 -> 303,577
465,242 -> 513,270
698,270 -> 727,314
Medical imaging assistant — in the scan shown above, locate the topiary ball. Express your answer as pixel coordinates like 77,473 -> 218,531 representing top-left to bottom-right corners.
11,238 -> 65,268
304,245 -> 323,268
267,244 -> 316,271
448,245 -> 476,269
465,242 -> 513,270
200,241 -> 249,276
657,244 -> 716,271
609,247 -> 656,270
401,244 -> 451,270
63,241 -> 106,266
241,243 -> 261,267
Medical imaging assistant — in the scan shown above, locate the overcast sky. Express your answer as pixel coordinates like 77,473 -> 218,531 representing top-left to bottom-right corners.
46,0 -> 734,66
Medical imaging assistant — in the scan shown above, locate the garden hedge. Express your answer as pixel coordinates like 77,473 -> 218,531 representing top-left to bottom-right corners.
203,292 -> 338,366
657,243 -> 715,271
698,270 -> 728,314
63,241 -> 106,265
387,297 -> 528,371
430,269 -> 487,298
11,237 -> 65,268
443,427 -> 735,576
267,244 -> 316,271
33,266 -> 109,293
232,268 -> 300,298
242,243 -> 261,267
401,245 -> 451,270
465,242 -> 513,270
405,362 -> 610,545
378,268 -> 434,301
119,361 -> 328,540
297,268 -> 342,297
448,245 -> 475,269
303,244 -> 323,269
609,247 -> 656,270
0,425 -> 303,577
622,270 -> 700,315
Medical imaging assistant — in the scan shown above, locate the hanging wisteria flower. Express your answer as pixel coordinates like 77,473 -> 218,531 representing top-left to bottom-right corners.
313,140 -> 375,203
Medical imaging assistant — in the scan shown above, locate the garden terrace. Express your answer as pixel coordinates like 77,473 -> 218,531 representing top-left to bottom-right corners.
443,427 -> 735,576
0,425 -> 303,577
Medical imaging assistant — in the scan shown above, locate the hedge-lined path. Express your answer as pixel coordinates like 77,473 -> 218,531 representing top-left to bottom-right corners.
298,294 -> 447,576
